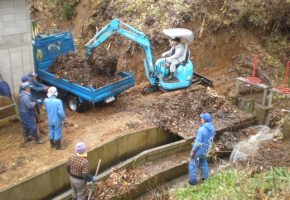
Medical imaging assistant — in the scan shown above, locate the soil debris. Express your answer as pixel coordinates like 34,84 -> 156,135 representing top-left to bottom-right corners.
140,86 -> 237,138
49,47 -> 120,88
88,46 -> 118,77
247,141 -> 290,169
90,168 -> 148,200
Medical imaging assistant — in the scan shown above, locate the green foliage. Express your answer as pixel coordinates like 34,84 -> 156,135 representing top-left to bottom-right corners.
31,20 -> 39,38
61,3 -> 74,21
172,168 -> 290,200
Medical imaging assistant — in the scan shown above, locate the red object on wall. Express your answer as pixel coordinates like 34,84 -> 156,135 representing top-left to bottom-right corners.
245,55 -> 262,84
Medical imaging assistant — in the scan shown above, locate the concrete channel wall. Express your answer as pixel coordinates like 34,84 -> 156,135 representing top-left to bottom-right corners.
0,128 -> 180,200
0,0 -> 34,97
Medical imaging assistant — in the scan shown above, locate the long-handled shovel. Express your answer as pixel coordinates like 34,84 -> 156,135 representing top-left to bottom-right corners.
88,159 -> 102,200
34,106 -> 46,135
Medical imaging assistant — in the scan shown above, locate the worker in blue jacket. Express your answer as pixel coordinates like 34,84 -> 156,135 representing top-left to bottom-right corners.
28,72 -> 49,126
188,113 -> 215,185
19,75 -> 30,93
44,87 -> 65,150
28,72 -> 49,98
18,82 -> 44,145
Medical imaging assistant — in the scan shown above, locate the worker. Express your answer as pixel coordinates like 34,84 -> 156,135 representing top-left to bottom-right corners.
27,72 -> 48,122
28,72 -> 49,98
162,37 -> 186,81
19,75 -> 30,93
188,113 -> 215,185
18,82 -> 44,145
67,142 -> 97,200
44,87 -> 65,150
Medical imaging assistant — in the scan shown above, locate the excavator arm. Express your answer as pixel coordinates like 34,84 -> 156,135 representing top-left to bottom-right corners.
85,19 -> 155,81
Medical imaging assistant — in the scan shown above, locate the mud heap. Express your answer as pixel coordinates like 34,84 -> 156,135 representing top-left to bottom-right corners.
49,46 -> 119,88
90,168 -> 146,200
88,46 -> 118,76
140,86 -> 239,138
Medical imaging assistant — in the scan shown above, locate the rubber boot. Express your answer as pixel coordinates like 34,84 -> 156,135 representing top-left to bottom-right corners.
55,140 -> 65,150
164,72 -> 175,82
50,139 -> 55,148
33,133 -> 44,144
23,137 -> 29,147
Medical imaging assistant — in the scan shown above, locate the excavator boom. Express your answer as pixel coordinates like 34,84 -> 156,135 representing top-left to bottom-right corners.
85,19 -> 155,81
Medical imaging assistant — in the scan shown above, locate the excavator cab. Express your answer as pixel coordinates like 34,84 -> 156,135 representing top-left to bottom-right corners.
151,28 -> 195,92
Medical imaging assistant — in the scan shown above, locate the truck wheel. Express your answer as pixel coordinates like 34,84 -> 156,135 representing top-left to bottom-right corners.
67,95 -> 83,112
58,89 -> 68,101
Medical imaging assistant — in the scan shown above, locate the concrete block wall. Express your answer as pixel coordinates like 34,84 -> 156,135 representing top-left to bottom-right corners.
0,0 -> 34,97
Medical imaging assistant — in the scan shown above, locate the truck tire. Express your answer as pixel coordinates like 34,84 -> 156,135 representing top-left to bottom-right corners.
67,95 -> 83,112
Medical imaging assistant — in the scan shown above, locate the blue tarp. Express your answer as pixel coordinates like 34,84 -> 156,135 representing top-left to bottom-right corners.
0,81 -> 11,97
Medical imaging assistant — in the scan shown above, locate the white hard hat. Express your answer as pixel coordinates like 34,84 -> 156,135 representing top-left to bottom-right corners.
47,86 -> 58,98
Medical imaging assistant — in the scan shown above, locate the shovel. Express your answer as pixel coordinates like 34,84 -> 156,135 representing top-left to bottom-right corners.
34,106 -> 46,135
88,159 -> 102,200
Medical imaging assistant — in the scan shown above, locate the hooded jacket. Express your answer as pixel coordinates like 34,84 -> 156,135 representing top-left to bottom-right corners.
192,122 -> 215,157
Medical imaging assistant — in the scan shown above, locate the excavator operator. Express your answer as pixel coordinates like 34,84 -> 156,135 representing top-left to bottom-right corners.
162,37 -> 186,81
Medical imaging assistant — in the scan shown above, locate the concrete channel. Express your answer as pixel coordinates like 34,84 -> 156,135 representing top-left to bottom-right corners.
0,116 -> 256,200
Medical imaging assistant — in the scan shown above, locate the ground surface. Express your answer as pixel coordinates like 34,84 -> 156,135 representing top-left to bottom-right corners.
0,82 -> 250,190
0,86 -> 152,189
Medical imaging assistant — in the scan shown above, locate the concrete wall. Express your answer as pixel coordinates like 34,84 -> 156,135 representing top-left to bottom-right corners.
0,0 -> 34,97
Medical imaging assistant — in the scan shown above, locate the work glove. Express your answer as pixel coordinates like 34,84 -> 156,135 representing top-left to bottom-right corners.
45,86 -> 49,93
190,150 -> 194,159
92,176 -> 97,183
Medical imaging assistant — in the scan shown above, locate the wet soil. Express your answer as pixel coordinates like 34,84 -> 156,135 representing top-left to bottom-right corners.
49,47 -> 119,88
247,140 -> 290,169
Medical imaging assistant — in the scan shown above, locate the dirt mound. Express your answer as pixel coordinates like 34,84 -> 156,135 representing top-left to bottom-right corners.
248,141 -> 290,169
90,168 -> 146,200
137,86 -> 240,138
88,46 -> 118,76
49,49 -> 119,88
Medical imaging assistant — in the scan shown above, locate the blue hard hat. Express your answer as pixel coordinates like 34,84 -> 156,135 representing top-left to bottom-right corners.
200,113 -> 212,122
21,75 -> 30,83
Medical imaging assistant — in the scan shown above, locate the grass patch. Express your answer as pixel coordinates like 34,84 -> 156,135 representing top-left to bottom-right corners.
172,167 -> 290,200
61,3 -> 74,21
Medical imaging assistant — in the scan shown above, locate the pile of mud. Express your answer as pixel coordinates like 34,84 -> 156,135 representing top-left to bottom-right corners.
247,141 -> 290,169
139,86 -> 238,138
49,46 -> 119,88
89,168 -> 147,200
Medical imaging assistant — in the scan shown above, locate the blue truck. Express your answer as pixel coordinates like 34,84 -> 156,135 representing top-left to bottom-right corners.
32,31 -> 134,112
